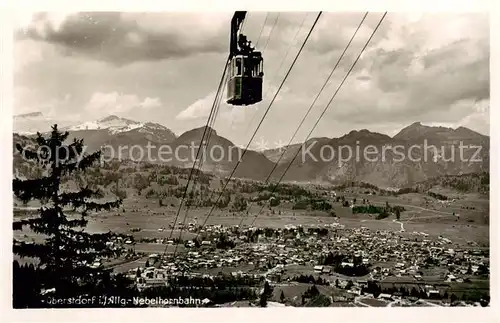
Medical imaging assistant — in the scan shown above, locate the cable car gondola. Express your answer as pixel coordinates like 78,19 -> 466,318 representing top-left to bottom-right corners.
227,11 -> 264,106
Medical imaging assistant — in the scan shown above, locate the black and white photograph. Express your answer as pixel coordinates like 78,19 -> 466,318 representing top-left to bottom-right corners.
3,2 -> 497,320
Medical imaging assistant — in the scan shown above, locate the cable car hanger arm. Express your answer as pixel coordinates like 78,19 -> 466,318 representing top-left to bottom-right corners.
230,11 -> 247,59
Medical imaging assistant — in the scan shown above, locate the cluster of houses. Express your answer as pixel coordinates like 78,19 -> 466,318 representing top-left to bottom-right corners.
121,222 -> 488,304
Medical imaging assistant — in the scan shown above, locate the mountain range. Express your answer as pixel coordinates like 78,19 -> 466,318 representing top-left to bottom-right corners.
270,124 -> 489,188
13,113 -> 490,188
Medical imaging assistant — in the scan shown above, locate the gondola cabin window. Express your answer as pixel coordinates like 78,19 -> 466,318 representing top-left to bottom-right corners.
254,57 -> 263,77
235,57 -> 242,76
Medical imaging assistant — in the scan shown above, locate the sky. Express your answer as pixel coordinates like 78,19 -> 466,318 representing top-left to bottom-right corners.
13,11 -> 490,146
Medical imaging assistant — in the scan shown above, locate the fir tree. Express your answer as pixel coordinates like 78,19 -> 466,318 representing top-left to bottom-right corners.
280,290 -> 285,303
259,280 -> 273,307
13,125 -> 129,307
450,293 -> 458,303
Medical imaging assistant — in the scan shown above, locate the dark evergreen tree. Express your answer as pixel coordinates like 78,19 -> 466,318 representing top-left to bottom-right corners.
345,280 -> 354,290
259,280 -> 273,307
13,125 -> 132,308
450,293 -> 458,303
231,195 -> 248,212
280,290 -> 285,303
308,285 -> 320,297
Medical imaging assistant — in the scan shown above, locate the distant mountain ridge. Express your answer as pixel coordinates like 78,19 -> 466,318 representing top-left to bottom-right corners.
12,117 -> 490,188
393,122 -> 488,142
166,126 -> 275,180
268,122 -> 489,188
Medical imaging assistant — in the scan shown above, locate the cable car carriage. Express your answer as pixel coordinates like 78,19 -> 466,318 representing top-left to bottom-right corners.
226,12 -> 264,106
227,52 -> 263,105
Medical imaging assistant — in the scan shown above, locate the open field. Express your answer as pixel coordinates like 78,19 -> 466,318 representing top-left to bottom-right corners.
14,187 -> 489,251
83,212 -> 488,247
81,196 -> 489,247
357,298 -> 389,307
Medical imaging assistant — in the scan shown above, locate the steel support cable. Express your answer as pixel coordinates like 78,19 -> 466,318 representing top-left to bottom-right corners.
241,12 -> 309,138
262,13 -> 281,54
238,11 -> 369,228
201,13 -> 316,211
188,10 -> 253,195
172,71 -> 230,259
178,11 -> 269,239
240,12 -> 249,33
192,12 -> 323,242
199,72 -> 229,173
248,12 -> 388,227
159,55 -> 230,261
255,13 -> 270,47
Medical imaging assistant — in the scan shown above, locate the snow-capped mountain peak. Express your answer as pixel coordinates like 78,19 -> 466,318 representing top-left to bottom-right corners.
14,114 -> 177,144
69,115 -> 144,134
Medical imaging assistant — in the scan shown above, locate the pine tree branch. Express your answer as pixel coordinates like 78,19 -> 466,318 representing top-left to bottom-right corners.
63,151 -> 102,174
13,240 -> 53,263
13,177 -> 53,202
84,199 -> 123,212
15,144 -> 43,162
64,218 -> 88,228
66,139 -> 85,160
58,128 -> 69,142
13,219 -> 31,231
58,188 -> 101,208
35,132 -> 48,147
